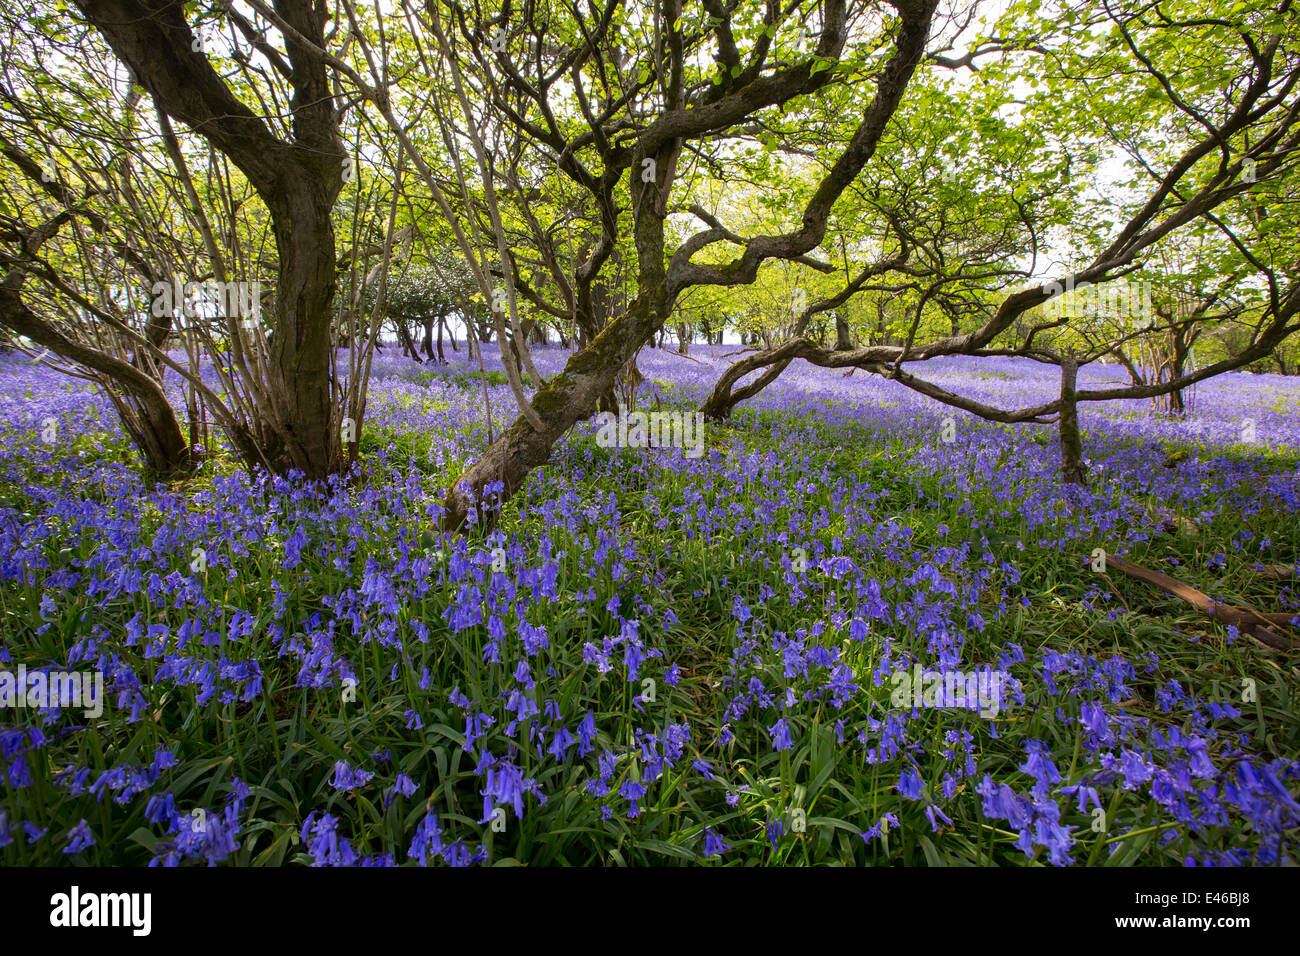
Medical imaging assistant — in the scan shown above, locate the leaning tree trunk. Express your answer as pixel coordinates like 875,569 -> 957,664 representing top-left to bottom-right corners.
1059,354 -> 1088,486
440,0 -> 939,533
444,289 -> 665,532
106,389 -> 195,481
0,287 -> 193,477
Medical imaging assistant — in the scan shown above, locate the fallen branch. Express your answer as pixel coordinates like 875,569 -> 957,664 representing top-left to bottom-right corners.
1102,553 -> 1299,652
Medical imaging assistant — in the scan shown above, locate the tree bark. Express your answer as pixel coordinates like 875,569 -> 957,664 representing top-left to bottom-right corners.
703,356 -> 794,420
1059,354 -> 1088,486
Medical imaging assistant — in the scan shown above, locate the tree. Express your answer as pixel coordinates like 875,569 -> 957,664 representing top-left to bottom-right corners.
699,0 -> 1300,487
339,0 -> 944,529
0,1 -> 409,480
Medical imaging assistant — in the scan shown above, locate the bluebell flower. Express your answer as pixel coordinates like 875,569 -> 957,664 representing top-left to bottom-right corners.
547,727 -> 574,762
407,811 -> 444,865
482,758 -> 531,819
330,760 -> 375,792
384,773 -> 418,808
768,718 -> 793,752
621,779 -> 647,817
925,804 -> 952,832
860,813 -> 899,844
1117,749 -> 1152,789
576,711 -> 597,757
63,819 -> 95,854
766,818 -> 784,850
897,768 -> 924,801
703,828 -> 730,857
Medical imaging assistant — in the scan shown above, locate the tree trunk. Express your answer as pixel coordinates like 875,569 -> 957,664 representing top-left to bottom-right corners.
1059,354 -> 1088,486
835,312 -> 853,350
421,316 -> 436,361
444,288 -> 666,531
1168,328 -> 1191,415
109,389 -> 195,481
703,355 -> 793,420
77,0 -> 344,480
261,190 -> 340,476
397,319 -> 421,361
